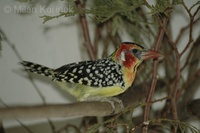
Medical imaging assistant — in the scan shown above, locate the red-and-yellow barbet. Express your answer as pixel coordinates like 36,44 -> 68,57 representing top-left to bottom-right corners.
21,42 -> 161,110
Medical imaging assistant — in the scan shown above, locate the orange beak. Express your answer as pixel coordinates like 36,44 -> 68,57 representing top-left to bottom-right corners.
141,50 -> 162,60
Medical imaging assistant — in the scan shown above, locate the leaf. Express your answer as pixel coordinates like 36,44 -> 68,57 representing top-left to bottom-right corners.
111,16 -> 124,36
40,5 -> 78,23
89,0 -> 143,22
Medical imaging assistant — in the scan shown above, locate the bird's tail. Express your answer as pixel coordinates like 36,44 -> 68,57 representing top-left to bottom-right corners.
20,61 -> 55,79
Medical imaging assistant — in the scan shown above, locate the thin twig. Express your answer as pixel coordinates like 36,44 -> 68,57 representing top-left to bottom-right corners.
16,119 -> 35,133
93,23 -> 103,58
180,45 -> 194,72
0,28 -> 22,61
177,69 -> 200,98
180,5 -> 200,57
175,17 -> 200,45
164,24 -> 180,121
0,27 -> 60,132
182,1 -> 192,18
75,0 -> 95,60
142,17 -> 168,133
48,118 -> 56,133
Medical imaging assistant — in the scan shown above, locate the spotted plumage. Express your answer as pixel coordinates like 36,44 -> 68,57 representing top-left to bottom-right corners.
54,59 -> 125,88
20,42 -> 161,101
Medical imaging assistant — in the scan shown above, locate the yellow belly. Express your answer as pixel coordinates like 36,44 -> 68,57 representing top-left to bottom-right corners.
56,81 -> 125,101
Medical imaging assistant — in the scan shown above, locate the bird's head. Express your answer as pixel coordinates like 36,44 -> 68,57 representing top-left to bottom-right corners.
111,42 -> 162,71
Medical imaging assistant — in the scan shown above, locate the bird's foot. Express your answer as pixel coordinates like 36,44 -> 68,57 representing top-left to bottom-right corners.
104,97 -> 124,111
84,96 -> 124,114
87,97 -> 124,114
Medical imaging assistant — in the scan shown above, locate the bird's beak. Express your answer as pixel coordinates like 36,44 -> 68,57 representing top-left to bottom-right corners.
141,50 -> 162,60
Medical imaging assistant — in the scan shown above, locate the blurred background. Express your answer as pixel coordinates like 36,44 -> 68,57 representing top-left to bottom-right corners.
0,0 -> 199,133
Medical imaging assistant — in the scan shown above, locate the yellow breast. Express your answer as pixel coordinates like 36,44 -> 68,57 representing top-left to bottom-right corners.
56,65 -> 138,101
56,81 -> 126,101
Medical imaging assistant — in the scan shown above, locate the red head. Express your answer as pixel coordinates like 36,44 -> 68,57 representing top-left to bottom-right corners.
110,42 -> 162,70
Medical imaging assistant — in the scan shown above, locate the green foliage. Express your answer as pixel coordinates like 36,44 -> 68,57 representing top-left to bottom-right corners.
86,117 -> 200,133
21,0 -> 186,45
89,0 -> 143,23
154,119 -> 200,133
40,3 -> 81,23
41,12 -> 75,24
111,16 -> 124,36
150,0 -> 172,15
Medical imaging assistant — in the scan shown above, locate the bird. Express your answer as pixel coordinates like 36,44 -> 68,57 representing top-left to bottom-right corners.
21,42 -> 161,103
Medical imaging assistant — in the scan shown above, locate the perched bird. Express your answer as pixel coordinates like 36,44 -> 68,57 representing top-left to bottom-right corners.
21,42 -> 161,102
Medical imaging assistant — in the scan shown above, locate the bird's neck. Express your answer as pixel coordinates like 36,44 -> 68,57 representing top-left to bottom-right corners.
122,66 -> 137,89
121,54 -> 141,89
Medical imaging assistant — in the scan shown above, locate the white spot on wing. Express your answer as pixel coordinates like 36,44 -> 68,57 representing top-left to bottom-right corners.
95,70 -> 99,74
78,79 -> 83,84
78,70 -> 82,73
69,78 -> 74,83
72,68 -> 77,73
100,74 -> 103,78
86,69 -> 90,73
89,73 -> 93,77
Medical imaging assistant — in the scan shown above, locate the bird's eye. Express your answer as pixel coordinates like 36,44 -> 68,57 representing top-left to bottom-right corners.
131,49 -> 138,54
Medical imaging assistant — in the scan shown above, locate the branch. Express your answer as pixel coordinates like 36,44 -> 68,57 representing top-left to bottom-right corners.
75,0 -> 95,60
93,23 -> 103,58
180,5 -> 200,57
0,28 -> 22,61
164,26 -> 180,121
178,36 -> 200,99
0,101 -> 122,120
142,17 -> 168,133
175,17 -> 200,45
0,81 -> 148,120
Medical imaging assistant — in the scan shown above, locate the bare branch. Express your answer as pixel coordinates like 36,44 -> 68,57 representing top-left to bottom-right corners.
164,27 -> 180,122
75,0 -> 95,60
180,5 -> 200,57
142,17 -> 168,133
0,101 -> 122,120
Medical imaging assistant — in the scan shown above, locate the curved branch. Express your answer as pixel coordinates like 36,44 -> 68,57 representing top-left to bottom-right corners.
0,101 -> 122,120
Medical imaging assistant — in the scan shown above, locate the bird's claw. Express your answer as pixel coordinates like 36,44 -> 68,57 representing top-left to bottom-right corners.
100,97 -> 124,114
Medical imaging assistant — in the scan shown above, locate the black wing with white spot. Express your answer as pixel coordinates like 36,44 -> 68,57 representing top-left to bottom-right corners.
21,61 -> 54,78
54,58 -> 125,88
